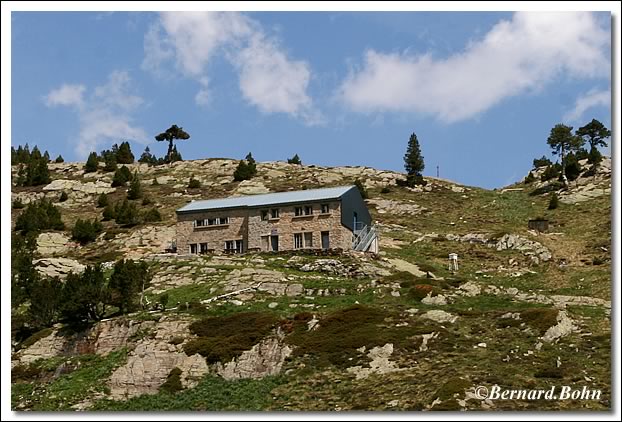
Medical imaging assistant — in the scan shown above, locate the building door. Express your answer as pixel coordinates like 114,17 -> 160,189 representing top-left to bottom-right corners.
271,235 -> 279,252
353,211 -> 360,232
321,231 -> 330,249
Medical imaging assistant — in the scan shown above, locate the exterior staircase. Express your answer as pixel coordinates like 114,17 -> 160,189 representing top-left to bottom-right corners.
352,224 -> 378,252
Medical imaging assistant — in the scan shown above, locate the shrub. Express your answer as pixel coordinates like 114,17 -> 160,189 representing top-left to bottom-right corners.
141,196 -> 152,206
184,312 -> 278,364
54,155 -> 64,163
114,200 -> 140,226
103,154 -> 118,172
587,146 -> 602,166
524,172 -> 536,184
159,367 -> 183,394
152,178 -> 159,186
72,218 -> 103,244
380,186 -> 391,194
233,154 -> 257,182
574,148 -> 589,161
408,284 -> 435,301
532,156 -> 552,168
548,193 -> 559,210
14,199 -> 65,235
102,203 -> 116,221
540,164 -> 561,182
143,208 -> 162,222
108,259 -> 152,314
169,336 -> 184,345
84,152 -> 99,173
564,154 -> 582,182
97,193 -> 109,208
127,172 -> 142,200
111,166 -> 132,187
12,199 -> 25,209
287,154 -> 302,165
406,174 -> 427,187
158,293 -> 169,311
188,177 -> 201,189
59,191 -> 69,202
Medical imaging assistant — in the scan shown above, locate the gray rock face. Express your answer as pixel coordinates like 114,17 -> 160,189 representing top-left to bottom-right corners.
291,257 -> 390,278
446,233 -> 552,264
367,199 -> 426,215
34,257 -> 86,278
215,336 -> 292,380
37,232 -> 72,256
541,311 -> 576,343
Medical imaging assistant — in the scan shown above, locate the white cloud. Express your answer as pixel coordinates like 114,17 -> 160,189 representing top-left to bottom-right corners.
44,71 -> 148,158
43,84 -> 86,108
144,12 -> 320,124
338,12 -> 610,123
563,88 -> 610,123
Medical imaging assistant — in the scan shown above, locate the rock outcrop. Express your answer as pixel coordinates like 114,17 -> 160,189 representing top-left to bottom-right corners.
37,232 -> 72,256
215,336 -> 292,380
34,257 -> 85,278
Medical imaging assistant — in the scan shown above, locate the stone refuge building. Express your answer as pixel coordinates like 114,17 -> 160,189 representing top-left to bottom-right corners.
175,185 -> 378,255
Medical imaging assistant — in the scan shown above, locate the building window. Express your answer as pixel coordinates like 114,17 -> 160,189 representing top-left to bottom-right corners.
195,217 -> 229,227
200,242 -> 208,254
320,204 -> 330,214
293,233 -> 303,249
261,210 -> 269,221
304,232 -> 313,248
225,240 -> 243,253
270,209 -> 280,219
304,205 -> 313,215
190,243 -> 198,254
294,206 -> 303,216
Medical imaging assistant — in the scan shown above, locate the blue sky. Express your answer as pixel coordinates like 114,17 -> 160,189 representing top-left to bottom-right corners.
10,11 -> 612,188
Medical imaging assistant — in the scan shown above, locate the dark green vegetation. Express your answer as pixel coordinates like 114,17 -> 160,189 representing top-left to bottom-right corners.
72,218 -> 103,244
14,200 -> 64,235
155,124 -> 190,163
184,312 -> 279,363
287,154 -> 302,165
12,144 -> 51,187
233,152 -> 258,181
403,132 -> 426,186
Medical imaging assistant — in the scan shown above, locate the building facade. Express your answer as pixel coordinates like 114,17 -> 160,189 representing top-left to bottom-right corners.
175,185 -> 378,255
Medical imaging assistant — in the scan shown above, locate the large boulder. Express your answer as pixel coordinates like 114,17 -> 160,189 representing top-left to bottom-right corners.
36,232 -> 72,256
34,257 -> 85,278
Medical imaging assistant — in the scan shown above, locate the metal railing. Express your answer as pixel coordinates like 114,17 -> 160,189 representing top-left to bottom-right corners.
352,224 -> 377,252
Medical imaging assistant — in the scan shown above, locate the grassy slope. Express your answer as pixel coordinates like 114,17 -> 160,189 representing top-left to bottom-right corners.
11,161 -> 611,411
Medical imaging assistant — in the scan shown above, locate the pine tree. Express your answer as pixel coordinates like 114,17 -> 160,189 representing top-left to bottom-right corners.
155,124 -> 190,163
404,132 -> 425,186
55,155 -> 64,163
84,152 -> 99,173
546,124 -> 584,184
116,141 -> 135,164
287,154 -> 302,165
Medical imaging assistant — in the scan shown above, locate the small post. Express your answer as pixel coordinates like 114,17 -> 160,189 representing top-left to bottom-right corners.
437,165 -> 440,178
448,253 -> 459,273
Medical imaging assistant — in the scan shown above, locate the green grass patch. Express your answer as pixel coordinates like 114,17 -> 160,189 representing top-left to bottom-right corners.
11,348 -> 128,411
285,305 -> 438,368
92,375 -> 286,410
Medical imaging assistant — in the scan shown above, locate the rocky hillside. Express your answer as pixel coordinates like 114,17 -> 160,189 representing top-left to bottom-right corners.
11,156 -> 612,411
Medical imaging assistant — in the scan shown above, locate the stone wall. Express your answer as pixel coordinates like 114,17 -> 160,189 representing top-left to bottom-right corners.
176,208 -> 248,254
246,200 -> 351,251
177,200 -> 355,253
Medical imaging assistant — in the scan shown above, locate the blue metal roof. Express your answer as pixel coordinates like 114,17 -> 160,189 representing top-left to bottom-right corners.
176,185 -> 356,213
